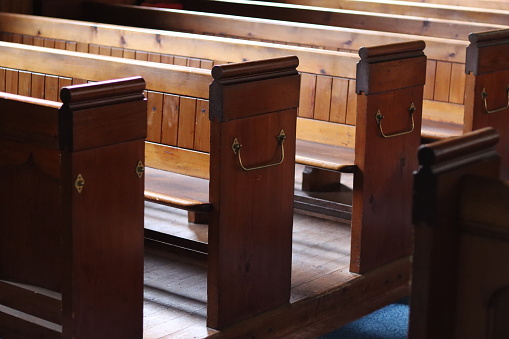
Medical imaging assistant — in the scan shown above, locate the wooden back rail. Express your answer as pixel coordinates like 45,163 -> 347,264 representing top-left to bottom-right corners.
169,0 -> 508,40
410,127 -> 509,339
0,12 -> 463,145
263,0 -> 509,26
81,2 -> 468,127
0,77 -> 146,339
464,29 -> 509,180
390,0 -> 509,11
351,40 -> 426,273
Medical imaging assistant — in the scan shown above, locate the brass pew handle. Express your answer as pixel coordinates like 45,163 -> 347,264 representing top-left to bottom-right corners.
375,102 -> 415,139
232,129 -> 286,171
482,86 -> 509,114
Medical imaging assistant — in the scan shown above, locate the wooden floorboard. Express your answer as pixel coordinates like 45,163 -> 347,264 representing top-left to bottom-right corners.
142,168 -> 410,338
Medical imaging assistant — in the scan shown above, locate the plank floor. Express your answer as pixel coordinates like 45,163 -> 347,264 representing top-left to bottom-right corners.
142,169 -> 411,338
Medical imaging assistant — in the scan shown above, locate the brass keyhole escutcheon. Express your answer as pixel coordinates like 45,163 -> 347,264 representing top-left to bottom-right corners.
75,174 -> 85,193
136,160 -> 145,178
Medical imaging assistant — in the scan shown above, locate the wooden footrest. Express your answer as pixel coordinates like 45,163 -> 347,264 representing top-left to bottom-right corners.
0,280 -> 62,338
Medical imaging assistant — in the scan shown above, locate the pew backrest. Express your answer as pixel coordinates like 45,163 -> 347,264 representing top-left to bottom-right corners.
0,40 -> 213,178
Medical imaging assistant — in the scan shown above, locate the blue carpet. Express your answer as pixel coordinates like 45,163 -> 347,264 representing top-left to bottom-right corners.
318,298 -> 410,339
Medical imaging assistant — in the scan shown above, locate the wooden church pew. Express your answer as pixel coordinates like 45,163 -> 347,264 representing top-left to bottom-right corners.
0,33 -> 426,276
78,4 -> 509,178
77,2 -> 471,139
0,11 -> 464,198
0,77 -> 147,339
0,41 -> 301,328
0,10 -> 463,142
410,126 -> 509,339
161,0 -> 507,40
263,0 -> 509,26
0,13 -> 440,203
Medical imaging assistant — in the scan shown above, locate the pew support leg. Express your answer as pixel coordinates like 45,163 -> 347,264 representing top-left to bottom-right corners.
188,211 -> 209,224
302,166 -> 342,192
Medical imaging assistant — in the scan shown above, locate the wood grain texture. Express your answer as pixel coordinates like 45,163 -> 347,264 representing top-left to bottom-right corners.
207,57 -> 299,329
180,0 -> 506,40
409,127 -> 502,339
351,42 -> 426,273
0,78 -> 147,338
464,31 -> 509,180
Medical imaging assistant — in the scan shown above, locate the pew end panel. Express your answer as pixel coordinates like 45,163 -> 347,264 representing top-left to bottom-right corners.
0,77 -> 147,339
454,175 -> 509,338
409,127 -> 503,339
464,28 -> 509,180
350,41 -> 426,274
207,56 -> 300,329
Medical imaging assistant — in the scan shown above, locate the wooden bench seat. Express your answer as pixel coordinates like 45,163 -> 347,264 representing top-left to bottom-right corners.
295,139 -> 356,172
145,167 -> 210,212
0,77 -> 147,339
410,127 -> 508,339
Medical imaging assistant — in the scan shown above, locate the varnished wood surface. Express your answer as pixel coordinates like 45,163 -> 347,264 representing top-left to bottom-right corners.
267,0 -> 509,25
464,29 -> 509,180
180,0 -> 507,40
410,127 -> 501,339
386,0 -> 509,11
0,78 -> 147,338
349,41 -> 425,273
